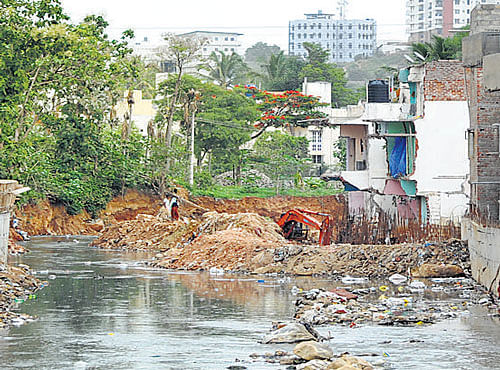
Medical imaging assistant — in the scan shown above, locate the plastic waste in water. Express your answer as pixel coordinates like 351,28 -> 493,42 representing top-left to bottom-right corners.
341,276 -> 368,284
388,273 -> 407,285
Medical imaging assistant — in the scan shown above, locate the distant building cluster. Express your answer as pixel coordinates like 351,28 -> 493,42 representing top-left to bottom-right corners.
406,0 -> 500,42
288,10 -> 377,63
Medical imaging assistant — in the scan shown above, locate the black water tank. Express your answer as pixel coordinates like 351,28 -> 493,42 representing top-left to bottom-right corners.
367,80 -> 390,103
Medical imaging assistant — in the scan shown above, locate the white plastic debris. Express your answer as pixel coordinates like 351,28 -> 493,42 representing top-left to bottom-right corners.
388,273 -> 408,285
341,276 -> 368,284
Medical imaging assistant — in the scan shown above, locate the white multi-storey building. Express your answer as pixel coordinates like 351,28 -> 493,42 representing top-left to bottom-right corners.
406,0 -> 500,42
288,10 -> 377,63
179,31 -> 243,58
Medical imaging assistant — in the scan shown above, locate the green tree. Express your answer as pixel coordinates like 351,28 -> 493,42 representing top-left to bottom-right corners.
0,0 -> 148,216
410,30 -> 469,62
300,42 -> 360,107
252,131 -> 309,193
199,51 -> 247,88
234,85 -> 328,139
156,33 -> 205,147
244,42 -> 281,71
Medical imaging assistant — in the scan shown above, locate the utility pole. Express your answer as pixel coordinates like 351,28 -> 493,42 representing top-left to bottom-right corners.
188,89 -> 198,186
189,108 -> 195,186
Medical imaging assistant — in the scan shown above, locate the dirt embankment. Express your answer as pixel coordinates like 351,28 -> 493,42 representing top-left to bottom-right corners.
13,190 -> 347,237
14,190 -> 161,236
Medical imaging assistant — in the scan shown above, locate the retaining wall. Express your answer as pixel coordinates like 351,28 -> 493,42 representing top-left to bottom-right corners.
462,218 -> 500,297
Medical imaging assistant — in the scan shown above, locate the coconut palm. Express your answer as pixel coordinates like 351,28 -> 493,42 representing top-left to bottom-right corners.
263,51 -> 287,81
199,51 -> 247,88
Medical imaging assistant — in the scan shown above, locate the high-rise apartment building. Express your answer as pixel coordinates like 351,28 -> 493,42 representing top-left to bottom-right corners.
288,10 -> 377,63
406,0 -> 500,42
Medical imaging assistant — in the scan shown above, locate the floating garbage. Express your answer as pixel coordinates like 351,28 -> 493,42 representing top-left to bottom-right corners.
342,276 -> 368,284
408,280 -> 426,290
209,267 -> 225,275
388,273 -> 408,285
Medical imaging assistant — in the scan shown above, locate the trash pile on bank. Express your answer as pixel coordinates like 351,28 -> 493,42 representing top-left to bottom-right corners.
0,265 -> 43,328
291,275 -> 492,328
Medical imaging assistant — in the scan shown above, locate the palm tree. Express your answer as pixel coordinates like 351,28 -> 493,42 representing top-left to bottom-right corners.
411,35 -> 463,62
263,51 -> 287,81
199,51 -> 246,88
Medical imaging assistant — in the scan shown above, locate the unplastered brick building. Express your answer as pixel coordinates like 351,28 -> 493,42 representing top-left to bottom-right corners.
462,4 -> 500,221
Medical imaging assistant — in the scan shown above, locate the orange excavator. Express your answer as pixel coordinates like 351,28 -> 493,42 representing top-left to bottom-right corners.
277,209 -> 332,246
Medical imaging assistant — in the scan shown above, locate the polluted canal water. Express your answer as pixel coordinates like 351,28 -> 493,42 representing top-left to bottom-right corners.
0,236 -> 499,369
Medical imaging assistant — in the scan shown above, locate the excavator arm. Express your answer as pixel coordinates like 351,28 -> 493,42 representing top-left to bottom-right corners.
277,209 -> 332,246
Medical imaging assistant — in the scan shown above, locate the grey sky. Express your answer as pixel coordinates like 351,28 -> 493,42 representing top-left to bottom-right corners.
60,0 -> 406,50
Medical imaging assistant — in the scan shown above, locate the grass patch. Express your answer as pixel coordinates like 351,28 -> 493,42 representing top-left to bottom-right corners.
191,185 -> 343,199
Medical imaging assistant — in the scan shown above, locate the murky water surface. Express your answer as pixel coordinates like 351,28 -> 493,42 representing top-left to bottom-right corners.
0,236 -> 499,369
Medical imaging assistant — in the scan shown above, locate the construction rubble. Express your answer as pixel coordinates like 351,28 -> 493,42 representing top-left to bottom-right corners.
251,322 -> 375,368
0,265 -> 43,328
91,208 -> 470,279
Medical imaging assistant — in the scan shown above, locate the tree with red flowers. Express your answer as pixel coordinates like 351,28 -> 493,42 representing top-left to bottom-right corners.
234,86 -> 329,139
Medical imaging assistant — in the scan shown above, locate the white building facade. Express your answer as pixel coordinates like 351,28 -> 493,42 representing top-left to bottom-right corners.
288,10 -> 377,63
406,0 -> 500,42
179,31 -> 243,58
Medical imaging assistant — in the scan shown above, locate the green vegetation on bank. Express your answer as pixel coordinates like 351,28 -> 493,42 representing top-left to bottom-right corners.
1,0 -> 350,217
190,185 -> 342,199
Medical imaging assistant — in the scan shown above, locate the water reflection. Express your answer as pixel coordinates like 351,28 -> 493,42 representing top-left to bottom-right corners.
0,236 -> 498,369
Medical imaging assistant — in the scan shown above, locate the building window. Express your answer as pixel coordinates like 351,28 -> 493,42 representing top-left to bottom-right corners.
225,37 -> 228,41
230,37 -> 235,41
311,130 -> 322,151
312,155 -> 323,164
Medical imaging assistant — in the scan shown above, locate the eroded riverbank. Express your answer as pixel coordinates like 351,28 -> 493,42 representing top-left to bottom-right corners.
1,237 -> 499,369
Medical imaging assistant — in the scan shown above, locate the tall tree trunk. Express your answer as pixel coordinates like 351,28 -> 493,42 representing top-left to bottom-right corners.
165,66 -> 183,148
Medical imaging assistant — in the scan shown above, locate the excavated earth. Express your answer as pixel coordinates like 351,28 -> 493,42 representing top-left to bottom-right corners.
11,189 -> 470,279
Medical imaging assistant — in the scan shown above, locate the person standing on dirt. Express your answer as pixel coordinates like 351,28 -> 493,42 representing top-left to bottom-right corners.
170,189 -> 180,221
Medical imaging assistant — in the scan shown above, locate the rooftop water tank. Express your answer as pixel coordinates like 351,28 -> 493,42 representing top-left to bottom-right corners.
367,80 -> 390,103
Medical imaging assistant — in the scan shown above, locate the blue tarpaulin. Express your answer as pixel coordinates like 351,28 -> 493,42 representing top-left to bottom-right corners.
389,137 -> 407,178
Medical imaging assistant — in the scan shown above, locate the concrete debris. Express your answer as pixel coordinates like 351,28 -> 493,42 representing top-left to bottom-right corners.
249,347 -> 373,369
260,322 -> 320,344
0,265 -> 43,329
293,340 -> 334,360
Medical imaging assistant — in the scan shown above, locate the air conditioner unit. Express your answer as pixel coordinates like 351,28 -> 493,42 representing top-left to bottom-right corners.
355,160 -> 366,171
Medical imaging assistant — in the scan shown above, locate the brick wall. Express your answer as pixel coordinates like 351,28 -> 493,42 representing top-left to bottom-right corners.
466,66 -> 500,221
424,61 -> 466,101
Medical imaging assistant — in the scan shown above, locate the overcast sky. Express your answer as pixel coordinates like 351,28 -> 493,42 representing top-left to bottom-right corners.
60,0 -> 406,50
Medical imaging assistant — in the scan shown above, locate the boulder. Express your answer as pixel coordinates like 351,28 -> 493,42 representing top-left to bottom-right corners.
411,263 -> 464,278
294,340 -> 334,361
297,359 -> 331,370
261,323 -> 316,344
327,355 -> 373,370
